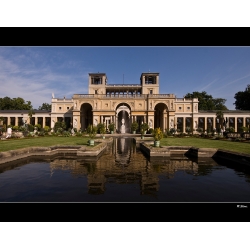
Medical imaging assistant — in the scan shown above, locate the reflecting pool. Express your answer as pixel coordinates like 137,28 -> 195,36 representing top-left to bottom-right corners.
0,137 -> 250,202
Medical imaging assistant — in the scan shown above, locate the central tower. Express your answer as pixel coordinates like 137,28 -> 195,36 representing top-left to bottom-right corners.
140,72 -> 159,95
88,73 -> 107,95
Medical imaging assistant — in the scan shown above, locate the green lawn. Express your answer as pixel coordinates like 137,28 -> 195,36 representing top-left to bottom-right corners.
0,136 -> 91,152
159,137 -> 250,155
0,136 -> 250,155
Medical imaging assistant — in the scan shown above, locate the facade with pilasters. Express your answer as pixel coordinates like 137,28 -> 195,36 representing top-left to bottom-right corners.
1,72 -> 250,133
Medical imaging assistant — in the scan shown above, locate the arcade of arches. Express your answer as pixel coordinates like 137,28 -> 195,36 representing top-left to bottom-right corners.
2,72 -> 249,133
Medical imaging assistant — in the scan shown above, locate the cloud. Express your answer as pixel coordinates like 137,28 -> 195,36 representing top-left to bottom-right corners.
214,73 -> 250,92
0,49 -> 89,109
197,79 -> 218,92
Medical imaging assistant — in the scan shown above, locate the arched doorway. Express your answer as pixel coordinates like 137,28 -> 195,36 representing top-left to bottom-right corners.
116,103 -> 131,133
154,103 -> 168,131
80,103 -> 93,130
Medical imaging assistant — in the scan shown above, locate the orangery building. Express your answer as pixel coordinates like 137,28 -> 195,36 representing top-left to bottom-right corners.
1,72 -> 250,133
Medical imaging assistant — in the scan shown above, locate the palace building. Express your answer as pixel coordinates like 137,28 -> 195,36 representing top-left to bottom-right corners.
1,72 -> 250,133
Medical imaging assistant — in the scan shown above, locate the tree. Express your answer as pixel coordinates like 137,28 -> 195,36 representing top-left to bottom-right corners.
38,103 -> 51,110
234,84 -> 250,110
184,91 -> 228,110
216,110 -> 224,131
54,121 -> 66,133
0,96 -> 33,110
28,109 -> 35,123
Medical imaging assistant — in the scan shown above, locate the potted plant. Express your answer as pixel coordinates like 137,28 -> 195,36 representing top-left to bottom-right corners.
140,128 -> 145,139
131,121 -> 138,134
108,123 -> 115,134
197,127 -> 203,134
185,126 -> 191,135
87,124 -> 97,145
99,123 -> 106,139
153,127 -> 163,147
0,116 -> 4,126
141,122 -> 148,134
148,128 -> 154,134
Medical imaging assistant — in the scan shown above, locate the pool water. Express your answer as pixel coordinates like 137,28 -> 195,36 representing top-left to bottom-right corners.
0,138 -> 250,202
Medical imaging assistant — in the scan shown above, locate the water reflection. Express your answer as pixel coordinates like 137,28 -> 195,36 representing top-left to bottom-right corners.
47,138 -> 227,196
1,137 -> 250,202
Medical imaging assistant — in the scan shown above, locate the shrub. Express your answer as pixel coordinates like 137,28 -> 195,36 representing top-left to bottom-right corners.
34,124 -> 41,131
87,124 -> 97,139
39,131 -> 45,136
239,126 -> 248,133
54,121 -> 66,133
75,132 -> 82,137
197,127 -> 203,133
153,127 -> 163,141
148,128 -> 154,134
44,126 -> 51,132
169,128 -> 176,135
185,126 -> 191,134
141,123 -> 148,131
131,121 -> 138,132
27,124 -> 34,132
2,124 -> 6,132
98,123 -> 106,135
57,127 -> 64,134
226,127 -> 235,133
63,131 -> 71,137
12,125 -> 19,131
108,123 -> 115,132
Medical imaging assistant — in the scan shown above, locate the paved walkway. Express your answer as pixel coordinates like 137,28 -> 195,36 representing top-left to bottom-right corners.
99,133 -> 152,137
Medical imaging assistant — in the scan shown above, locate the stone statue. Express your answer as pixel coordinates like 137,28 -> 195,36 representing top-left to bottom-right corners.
121,118 -> 125,133
51,120 -> 55,129
149,120 -> 152,128
6,127 -> 12,138
74,119 -> 77,128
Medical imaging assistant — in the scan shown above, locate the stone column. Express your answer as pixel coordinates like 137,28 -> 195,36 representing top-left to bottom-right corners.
35,117 -> 38,126
204,117 -> 207,132
183,117 -> 186,133
6,117 -> 9,126
116,115 -> 118,130
174,117 -> 177,131
15,117 -> 18,126
43,117 -> 45,128
235,118 -> 238,132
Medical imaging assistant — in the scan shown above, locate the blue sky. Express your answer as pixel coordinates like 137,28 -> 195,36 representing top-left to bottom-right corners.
1,46 -> 250,110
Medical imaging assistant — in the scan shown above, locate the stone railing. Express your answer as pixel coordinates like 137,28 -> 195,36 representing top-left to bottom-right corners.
73,94 -> 177,99
150,94 -> 175,98
175,98 -> 194,102
73,94 -> 95,98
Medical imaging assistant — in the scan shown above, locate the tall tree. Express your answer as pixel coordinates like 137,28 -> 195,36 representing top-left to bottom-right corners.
28,109 -> 35,124
0,97 -> 33,110
234,84 -> 250,110
216,110 -> 224,130
38,103 -> 51,110
184,91 -> 228,110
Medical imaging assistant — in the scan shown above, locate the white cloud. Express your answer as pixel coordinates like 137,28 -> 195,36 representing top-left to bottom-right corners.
0,49 -> 89,109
